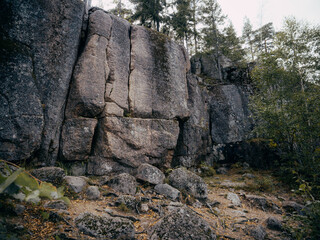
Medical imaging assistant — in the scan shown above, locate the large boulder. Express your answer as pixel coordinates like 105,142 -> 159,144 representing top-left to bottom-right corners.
94,117 -> 179,169
168,168 -> 208,200
0,0 -> 85,164
31,167 -> 65,185
64,176 -> 87,193
75,212 -> 135,239
106,173 -> 137,195
129,26 -> 189,119
148,206 -> 216,240
154,184 -> 181,201
136,163 -> 165,185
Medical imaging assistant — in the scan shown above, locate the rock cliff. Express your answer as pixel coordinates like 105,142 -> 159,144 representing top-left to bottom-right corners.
0,1 -> 254,172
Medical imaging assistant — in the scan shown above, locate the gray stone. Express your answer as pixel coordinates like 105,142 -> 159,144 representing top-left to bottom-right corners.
106,173 -> 137,195
248,225 -> 266,240
94,117 -> 179,168
87,156 -> 130,176
115,195 -> 138,210
266,217 -> 282,231
168,168 -> 208,200
242,173 -> 255,178
104,102 -> 124,117
65,34 -> 108,118
44,200 -> 68,210
136,163 -> 165,185
75,212 -> 135,239
31,167 -> 65,185
105,15 -> 131,111
140,203 -> 149,213
0,0 -> 85,164
129,26 -> 189,119
217,167 -> 228,175
227,192 -> 241,207
220,180 -> 246,188
173,74 -> 211,167
60,118 -> 97,161
148,206 -> 216,240
14,204 -> 25,215
69,162 -> 87,176
154,184 -> 181,201
86,186 -> 100,200
230,210 -> 246,217
282,201 -> 304,214
245,194 -> 281,213
87,10 -> 112,38
210,85 -> 252,144
64,176 -> 87,193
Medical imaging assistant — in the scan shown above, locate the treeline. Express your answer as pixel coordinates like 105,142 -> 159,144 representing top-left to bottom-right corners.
108,0 -> 276,65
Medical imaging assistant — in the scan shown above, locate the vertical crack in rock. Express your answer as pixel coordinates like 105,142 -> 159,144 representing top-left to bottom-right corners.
127,26 -> 133,116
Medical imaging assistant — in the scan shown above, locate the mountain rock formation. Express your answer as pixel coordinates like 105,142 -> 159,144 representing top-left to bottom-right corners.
0,0 -> 254,173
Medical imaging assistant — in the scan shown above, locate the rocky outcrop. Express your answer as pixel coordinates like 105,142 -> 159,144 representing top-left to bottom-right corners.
1,1 -> 258,175
129,26 -> 189,120
0,0 -> 85,164
173,74 -> 211,167
209,84 -> 252,144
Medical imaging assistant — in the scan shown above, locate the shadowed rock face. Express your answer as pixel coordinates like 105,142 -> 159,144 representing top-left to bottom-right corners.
209,84 -> 252,144
0,0 -> 85,163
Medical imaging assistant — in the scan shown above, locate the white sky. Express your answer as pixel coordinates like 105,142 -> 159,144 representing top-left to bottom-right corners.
92,0 -> 320,35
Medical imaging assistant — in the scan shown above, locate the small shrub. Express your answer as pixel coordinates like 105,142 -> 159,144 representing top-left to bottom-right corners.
118,202 -> 129,213
256,176 -> 275,192
284,201 -> 320,240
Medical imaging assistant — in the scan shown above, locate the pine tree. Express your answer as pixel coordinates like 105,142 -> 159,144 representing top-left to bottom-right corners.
171,0 -> 192,51
253,22 -> 275,54
220,23 -> 245,64
130,0 -> 166,31
110,0 -> 133,20
199,0 -> 226,80
242,17 -> 255,61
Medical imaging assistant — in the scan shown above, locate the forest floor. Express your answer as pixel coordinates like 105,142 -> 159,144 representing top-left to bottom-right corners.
1,164 -> 304,240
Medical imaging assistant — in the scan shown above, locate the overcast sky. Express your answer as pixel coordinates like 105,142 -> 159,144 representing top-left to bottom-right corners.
92,0 -> 320,35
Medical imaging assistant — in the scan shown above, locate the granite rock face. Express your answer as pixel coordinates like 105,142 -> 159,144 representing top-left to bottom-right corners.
60,118 -> 97,161
0,0 -> 85,164
93,117 -> 179,169
129,26 -> 189,119
173,74 -> 211,167
209,84 -> 252,144
1,2 -> 258,176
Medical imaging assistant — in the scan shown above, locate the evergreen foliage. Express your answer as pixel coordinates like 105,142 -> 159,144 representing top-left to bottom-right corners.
250,17 -> 320,199
129,0 -> 166,31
